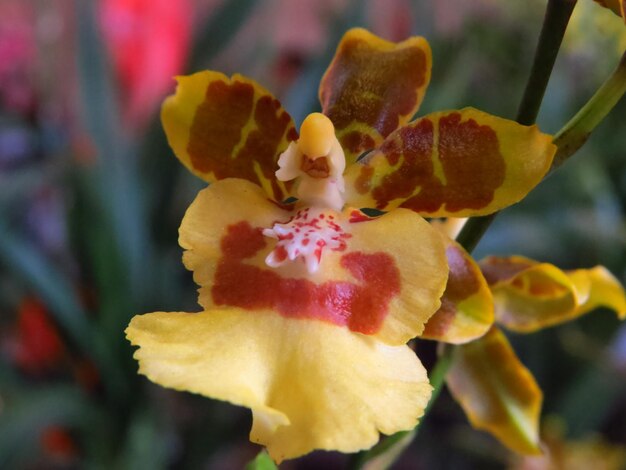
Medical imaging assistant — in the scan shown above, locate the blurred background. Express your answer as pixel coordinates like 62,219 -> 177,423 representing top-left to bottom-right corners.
0,0 -> 624,468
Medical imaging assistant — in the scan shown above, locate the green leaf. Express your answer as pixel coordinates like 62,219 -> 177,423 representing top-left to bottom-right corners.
0,217 -> 91,349
245,451 -> 277,470
0,215 -> 131,402
0,386 -> 96,468
75,0 -> 153,307
188,0 -> 259,70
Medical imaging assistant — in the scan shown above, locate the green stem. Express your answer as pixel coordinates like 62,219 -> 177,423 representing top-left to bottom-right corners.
517,0 -> 578,126
551,50 -> 626,170
455,0 -> 577,253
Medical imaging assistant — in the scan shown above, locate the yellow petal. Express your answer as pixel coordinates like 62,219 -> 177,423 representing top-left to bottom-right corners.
344,108 -> 556,217
481,257 -> 626,332
422,238 -> 494,344
568,266 -> 626,319
162,71 -> 298,201
319,28 -> 431,164
180,179 -> 448,345
126,309 -> 432,462
482,256 -> 578,333
446,327 -> 543,455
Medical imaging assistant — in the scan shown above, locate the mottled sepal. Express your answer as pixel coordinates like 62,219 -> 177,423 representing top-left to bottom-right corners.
446,327 -> 543,455
319,28 -> 431,164
481,256 -> 626,333
422,238 -> 494,344
344,108 -> 556,217
161,71 -> 298,201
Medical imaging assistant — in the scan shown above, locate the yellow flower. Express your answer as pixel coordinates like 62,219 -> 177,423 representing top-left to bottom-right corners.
126,28 -> 557,462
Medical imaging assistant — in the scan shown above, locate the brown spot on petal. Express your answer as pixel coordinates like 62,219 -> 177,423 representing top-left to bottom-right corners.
354,165 -> 374,195
371,112 -> 507,213
187,78 -> 297,201
320,29 -> 431,161
188,79 -> 254,173
423,298 -> 456,337
480,257 -> 534,285
424,244 -> 481,337
371,118 -> 435,209
340,131 -> 376,156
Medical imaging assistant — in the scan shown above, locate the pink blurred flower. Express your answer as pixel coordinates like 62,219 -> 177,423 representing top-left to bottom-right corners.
0,0 -> 37,114
99,0 -> 193,129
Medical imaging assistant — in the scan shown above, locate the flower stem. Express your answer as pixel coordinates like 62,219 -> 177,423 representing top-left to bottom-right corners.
455,0 -> 577,253
516,0 -> 578,126
551,50 -> 626,170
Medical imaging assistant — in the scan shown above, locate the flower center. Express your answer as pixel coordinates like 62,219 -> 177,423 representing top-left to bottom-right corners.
301,155 -> 330,178
267,112 -> 349,273
263,207 -> 351,273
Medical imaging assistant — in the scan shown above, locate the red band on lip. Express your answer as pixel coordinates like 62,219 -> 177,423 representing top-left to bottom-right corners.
212,221 -> 401,334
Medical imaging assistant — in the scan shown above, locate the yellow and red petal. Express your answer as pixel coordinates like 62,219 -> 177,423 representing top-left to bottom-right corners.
180,178 -> 448,345
422,238 -> 494,344
162,71 -> 298,201
446,327 -> 543,455
344,108 -> 556,217
319,28 -> 431,164
341,207 -> 448,344
126,309 -> 432,463
480,256 -> 626,332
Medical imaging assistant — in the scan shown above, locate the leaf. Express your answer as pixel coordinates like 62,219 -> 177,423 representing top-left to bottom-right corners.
187,0 -> 259,70
0,386 -> 96,468
446,327 -> 543,455
75,0 -> 152,307
245,451 -> 278,470
0,214 -> 130,402
0,217 -> 91,350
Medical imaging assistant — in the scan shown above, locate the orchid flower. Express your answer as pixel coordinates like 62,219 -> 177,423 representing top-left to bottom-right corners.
126,28 -> 557,462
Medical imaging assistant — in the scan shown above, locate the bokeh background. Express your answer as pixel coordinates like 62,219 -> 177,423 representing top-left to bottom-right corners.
0,0 -> 625,468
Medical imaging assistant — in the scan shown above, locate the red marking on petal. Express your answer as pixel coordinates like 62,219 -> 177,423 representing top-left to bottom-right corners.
349,209 -> 374,223
212,222 -> 401,334
274,245 -> 288,262
221,223 -> 266,259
